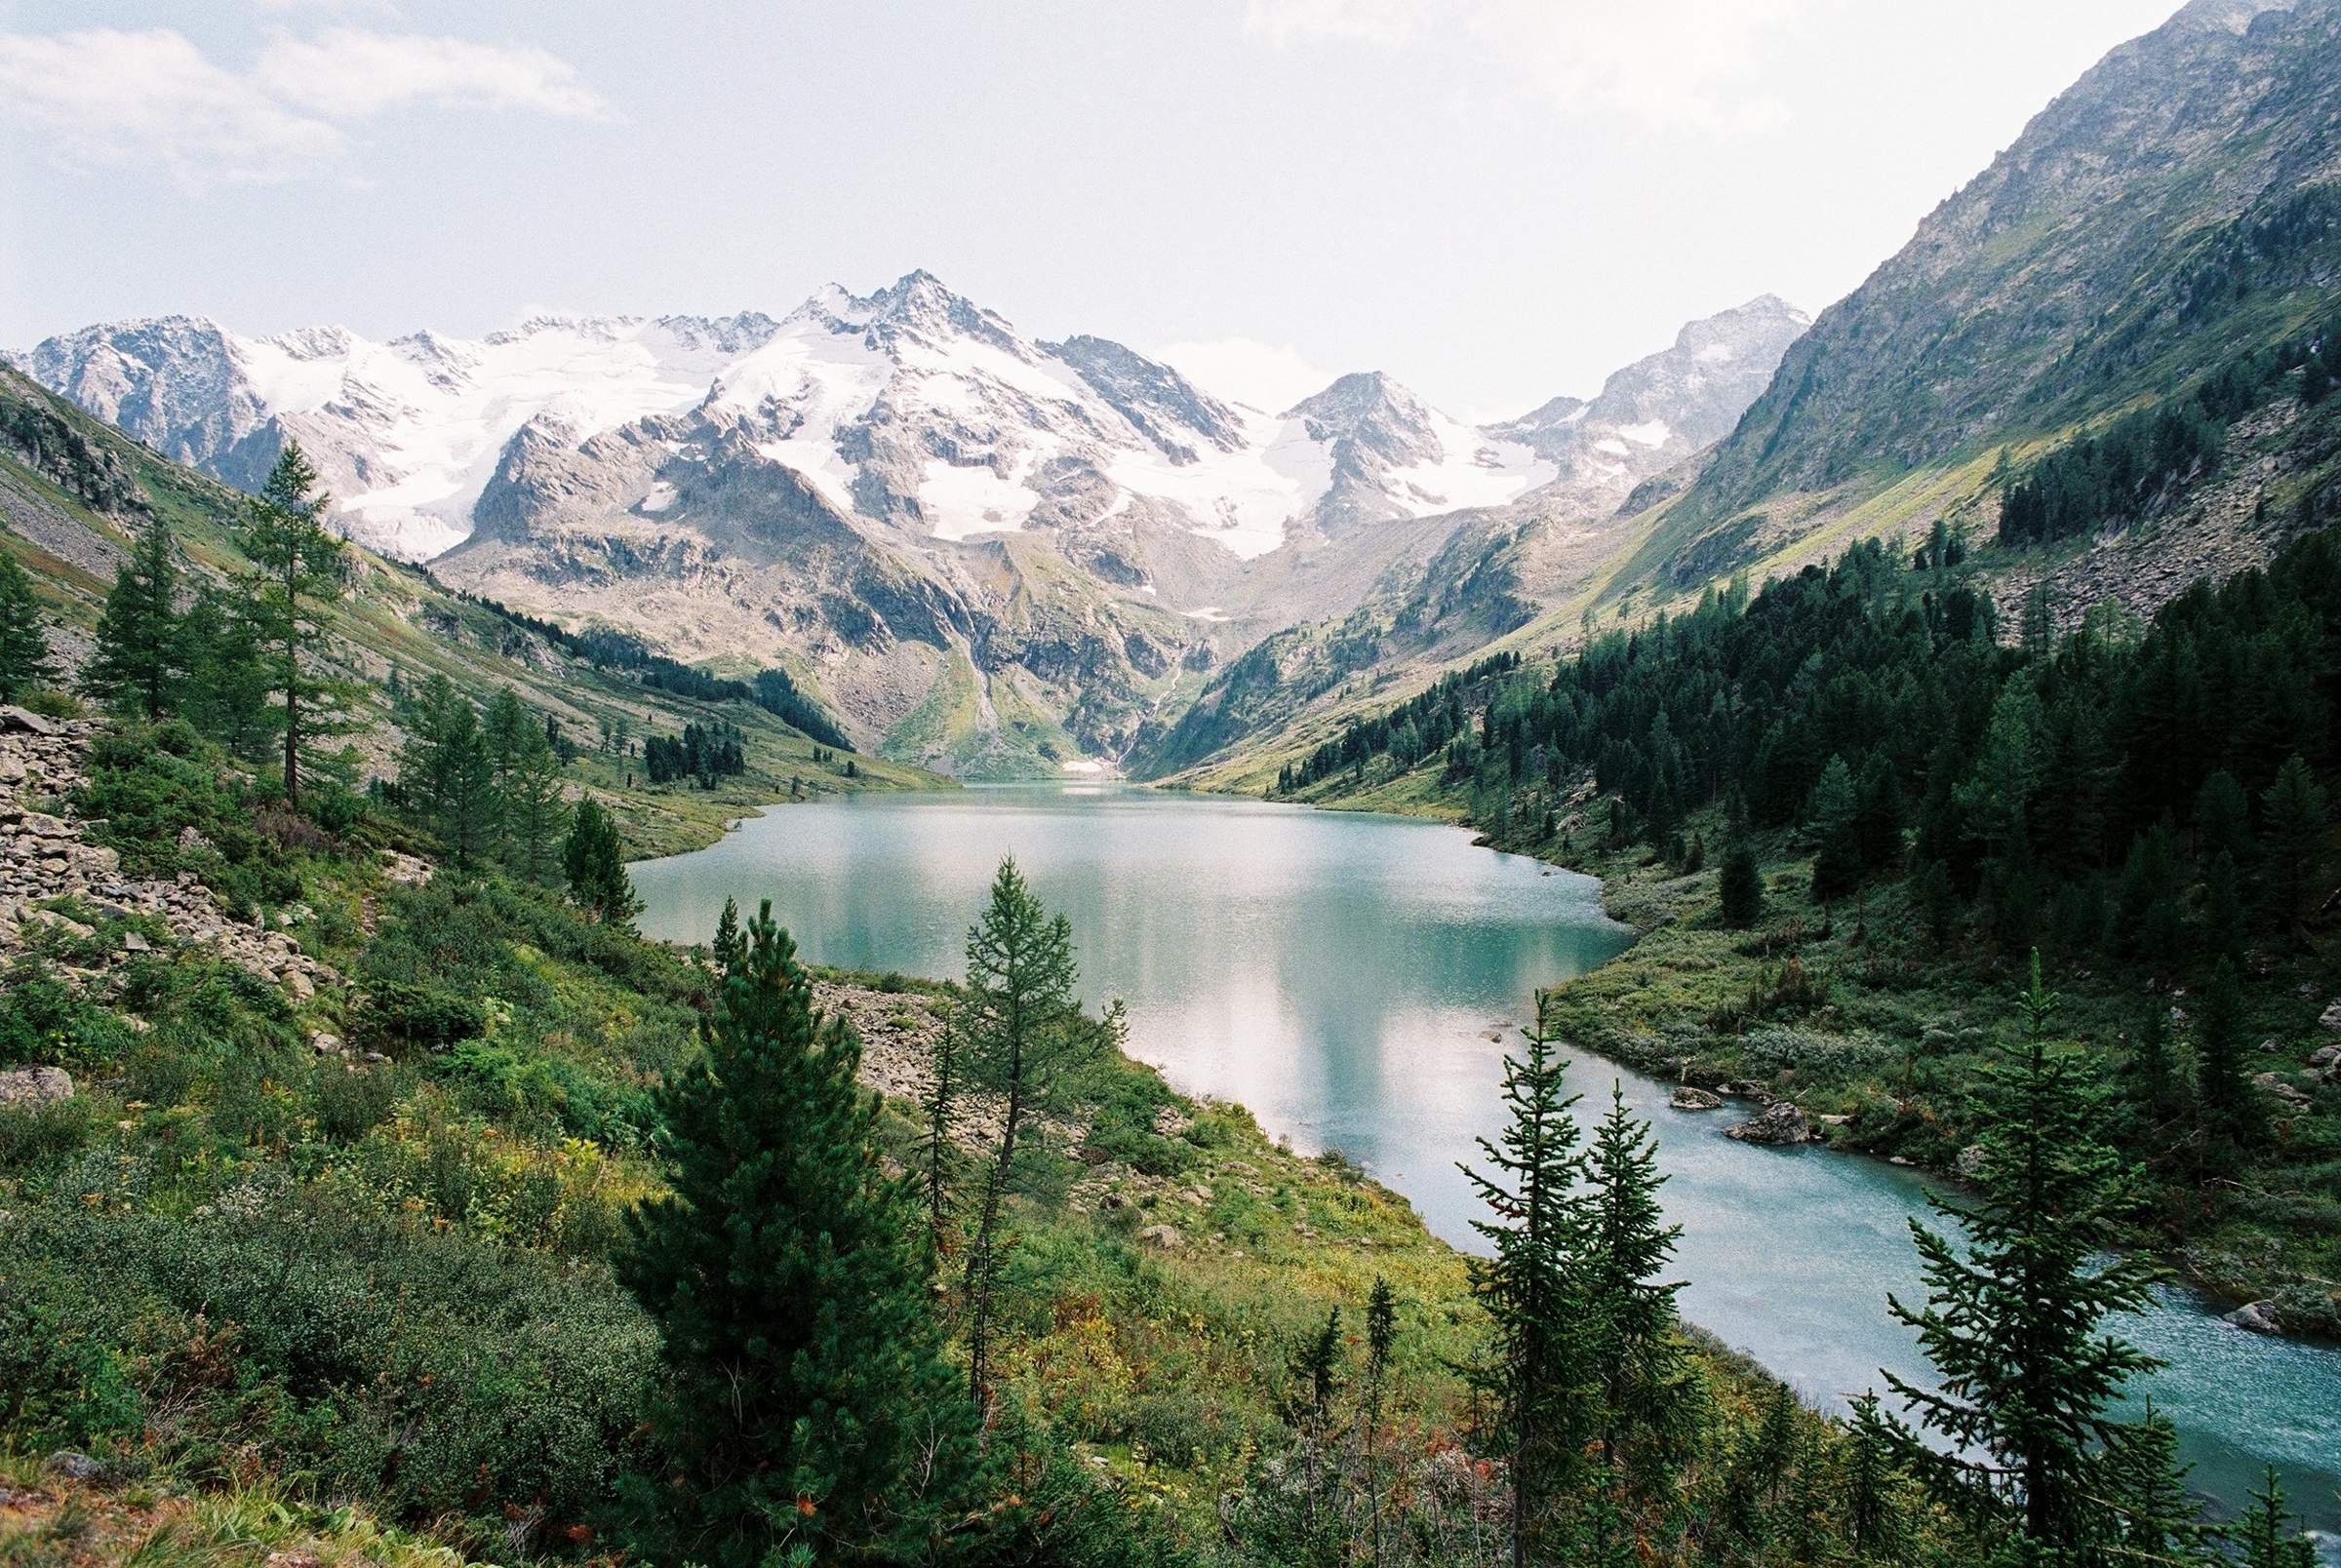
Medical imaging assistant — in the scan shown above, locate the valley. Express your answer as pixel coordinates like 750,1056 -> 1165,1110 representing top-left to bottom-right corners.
5,0 -> 2341,1561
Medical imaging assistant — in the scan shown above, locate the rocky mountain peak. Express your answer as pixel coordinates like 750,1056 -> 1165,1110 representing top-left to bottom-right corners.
1284,372 -> 1442,466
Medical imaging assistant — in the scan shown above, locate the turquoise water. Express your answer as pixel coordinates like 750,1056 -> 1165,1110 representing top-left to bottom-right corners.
631,784 -> 2341,1549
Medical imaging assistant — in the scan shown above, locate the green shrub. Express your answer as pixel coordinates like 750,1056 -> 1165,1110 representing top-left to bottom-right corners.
0,1095 -> 95,1174
351,979 -> 487,1057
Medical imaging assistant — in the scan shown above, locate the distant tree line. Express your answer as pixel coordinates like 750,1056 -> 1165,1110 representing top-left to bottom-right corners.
437,588 -> 852,749
1283,530 -> 2336,1027
1999,305 -> 2340,547
643,719 -> 745,787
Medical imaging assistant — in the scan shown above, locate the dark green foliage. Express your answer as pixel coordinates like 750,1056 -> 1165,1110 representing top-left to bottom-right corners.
241,442 -> 366,802
0,549 -> 54,702
397,673 -> 497,867
82,516 -> 182,720
1294,528 -> 2341,986
2234,1467 -> 2319,1568
957,856 -> 1110,1414
176,585 -> 275,759
1460,993 -> 1592,1565
563,796 -> 642,930
1998,306 -> 2341,548
617,902 -> 983,1565
2193,958 -> 2263,1152
1883,955 -> 2166,1552
643,718 -> 747,786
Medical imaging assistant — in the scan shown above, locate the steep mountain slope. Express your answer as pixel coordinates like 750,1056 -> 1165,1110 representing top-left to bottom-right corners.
1145,0 -> 2341,788
1622,0 -> 2341,597
0,361 -> 935,850
1129,295 -> 1812,775
21,279 -> 1803,778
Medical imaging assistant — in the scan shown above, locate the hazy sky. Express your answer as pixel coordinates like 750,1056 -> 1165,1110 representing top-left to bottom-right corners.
1,0 -> 2181,417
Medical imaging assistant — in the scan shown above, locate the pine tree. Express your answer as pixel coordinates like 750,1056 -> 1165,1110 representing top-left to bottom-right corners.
0,551 -> 55,704
958,857 -> 1109,1417
83,517 -> 181,720
1461,991 -> 1593,1568
2100,1404 -> 2212,1563
397,674 -> 496,868
922,1008 -> 963,1253
483,686 -> 531,856
1883,953 -> 2163,1554
242,443 -> 363,802
616,901 -> 984,1564
2193,957 -> 2262,1151
177,586 -> 272,757
1840,1392 -> 1908,1564
710,894 -> 743,972
1719,843 -> 1764,927
2128,1007 -> 2190,1132
563,796 -> 641,929
1582,1082 -> 1689,1507
501,721 -> 569,883
2233,1466 -> 2317,1568
2260,755 -> 2328,940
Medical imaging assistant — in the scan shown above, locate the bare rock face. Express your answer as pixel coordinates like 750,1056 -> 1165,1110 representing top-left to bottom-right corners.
2225,1299 -> 2284,1334
0,1065 -> 74,1108
1725,1101 -> 1817,1146
1669,1085 -> 1726,1111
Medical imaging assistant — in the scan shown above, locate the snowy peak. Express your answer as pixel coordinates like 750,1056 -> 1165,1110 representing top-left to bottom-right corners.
1043,334 -> 1246,461
1488,294 -> 1809,490
20,278 -> 1797,566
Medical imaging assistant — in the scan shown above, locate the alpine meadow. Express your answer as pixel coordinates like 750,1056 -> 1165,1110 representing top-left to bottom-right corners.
4,1 -> 2341,1564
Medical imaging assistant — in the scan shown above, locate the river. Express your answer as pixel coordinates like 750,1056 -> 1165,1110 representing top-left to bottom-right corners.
630,783 -> 2340,1550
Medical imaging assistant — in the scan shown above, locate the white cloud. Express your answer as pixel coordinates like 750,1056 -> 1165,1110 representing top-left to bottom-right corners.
0,29 -> 344,185
1156,336 -> 1343,413
256,27 -> 612,121
0,23 -> 608,191
1243,0 -> 1826,133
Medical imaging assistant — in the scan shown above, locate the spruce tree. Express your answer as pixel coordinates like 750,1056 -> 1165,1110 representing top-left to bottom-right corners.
2100,1404 -> 2212,1564
83,517 -> 182,720
500,720 -> 569,883
1719,843 -> 1764,928
397,674 -> 496,868
2193,957 -> 2262,1151
1883,953 -> 2164,1554
563,796 -> 641,929
177,586 -> 272,756
1460,991 -> 1593,1568
922,1008 -> 963,1254
958,856 -> 1108,1416
0,551 -> 54,704
242,443 -> 363,802
1840,1392 -> 1908,1564
2233,1466 -> 2318,1568
2260,755 -> 2328,940
617,901 -> 983,1564
1582,1082 -> 1689,1505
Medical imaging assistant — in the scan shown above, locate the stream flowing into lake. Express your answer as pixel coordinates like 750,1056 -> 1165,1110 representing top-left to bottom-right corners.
631,784 -> 2340,1550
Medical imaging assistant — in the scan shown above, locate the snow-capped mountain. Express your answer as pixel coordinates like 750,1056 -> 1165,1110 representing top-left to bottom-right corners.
19,276 -> 1805,778
20,272 -> 1560,564
1488,294 -> 1812,512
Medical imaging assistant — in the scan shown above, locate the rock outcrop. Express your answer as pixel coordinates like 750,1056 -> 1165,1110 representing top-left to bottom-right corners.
1725,1101 -> 1818,1146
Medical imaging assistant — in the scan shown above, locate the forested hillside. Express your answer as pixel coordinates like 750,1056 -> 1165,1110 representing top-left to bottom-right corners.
1277,522 -> 2341,1336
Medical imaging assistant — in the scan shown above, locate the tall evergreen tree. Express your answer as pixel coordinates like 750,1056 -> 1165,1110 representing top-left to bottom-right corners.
957,857 -> 1108,1417
563,796 -> 641,930
176,586 -> 272,757
242,442 -> 362,802
2233,1466 -> 2318,1568
500,720 -> 569,883
922,1009 -> 964,1254
2193,957 -> 2262,1151
0,551 -> 54,704
1582,1082 -> 1689,1507
1883,953 -> 2164,1555
1719,843 -> 1765,928
617,902 -> 984,1564
397,674 -> 496,868
2099,1404 -> 2212,1564
82,517 -> 182,720
2260,755 -> 2328,940
1460,992 -> 1593,1568
1839,1392 -> 1909,1565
